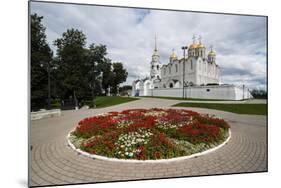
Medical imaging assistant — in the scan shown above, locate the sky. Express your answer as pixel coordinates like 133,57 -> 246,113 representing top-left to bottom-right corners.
30,2 -> 267,90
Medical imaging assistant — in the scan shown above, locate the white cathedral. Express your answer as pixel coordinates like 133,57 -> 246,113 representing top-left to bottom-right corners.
132,35 -> 253,100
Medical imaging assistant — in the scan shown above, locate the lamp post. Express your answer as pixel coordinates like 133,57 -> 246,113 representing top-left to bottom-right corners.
243,84 -> 245,100
40,61 -> 51,109
181,46 -> 188,99
92,61 -> 97,108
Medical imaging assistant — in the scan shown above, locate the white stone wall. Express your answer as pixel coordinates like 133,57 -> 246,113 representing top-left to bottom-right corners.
31,109 -> 61,120
140,85 -> 252,100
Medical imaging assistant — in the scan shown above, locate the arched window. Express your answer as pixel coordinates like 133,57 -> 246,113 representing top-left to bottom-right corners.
163,84 -> 166,88
157,65 -> 159,70
190,60 -> 193,70
169,83 -> 173,88
169,67 -> 171,74
164,68 -> 166,75
175,64 -> 178,72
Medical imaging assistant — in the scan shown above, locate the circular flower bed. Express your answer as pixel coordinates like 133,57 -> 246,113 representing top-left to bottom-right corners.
68,108 -> 230,160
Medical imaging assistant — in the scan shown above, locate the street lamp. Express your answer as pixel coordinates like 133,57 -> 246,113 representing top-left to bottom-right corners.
40,61 -> 51,109
181,46 -> 188,99
92,61 -> 98,108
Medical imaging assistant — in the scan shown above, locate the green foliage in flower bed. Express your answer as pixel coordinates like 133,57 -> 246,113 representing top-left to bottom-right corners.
69,108 -> 230,160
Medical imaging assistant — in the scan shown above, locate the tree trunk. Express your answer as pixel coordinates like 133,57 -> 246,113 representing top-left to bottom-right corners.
73,90 -> 78,110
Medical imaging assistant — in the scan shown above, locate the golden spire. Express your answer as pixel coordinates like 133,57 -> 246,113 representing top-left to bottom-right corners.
154,34 -> 157,52
208,45 -> 216,56
189,34 -> 198,49
152,34 -> 159,56
197,35 -> 205,48
192,34 -> 196,44
170,48 -> 177,60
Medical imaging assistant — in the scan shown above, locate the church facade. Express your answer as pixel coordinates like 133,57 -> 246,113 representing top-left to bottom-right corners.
132,36 -> 253,100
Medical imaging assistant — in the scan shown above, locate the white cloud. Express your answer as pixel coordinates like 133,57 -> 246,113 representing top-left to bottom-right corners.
31,2 -> 267,89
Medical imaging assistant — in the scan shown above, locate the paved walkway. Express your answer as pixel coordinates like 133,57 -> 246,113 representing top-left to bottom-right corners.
29,98 -> 267,187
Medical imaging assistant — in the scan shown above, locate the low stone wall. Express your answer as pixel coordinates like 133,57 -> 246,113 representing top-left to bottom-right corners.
135,85 -> 253,100
31,109 -> 61,120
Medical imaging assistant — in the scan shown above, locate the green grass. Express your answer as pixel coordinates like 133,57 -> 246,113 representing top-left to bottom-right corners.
173,103 -> 267,115
94,96 -> 139,108
141,96 -> 242,101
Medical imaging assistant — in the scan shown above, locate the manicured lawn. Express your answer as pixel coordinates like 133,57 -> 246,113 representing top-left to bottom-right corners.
173,103 -> 267,115
141,96 -> 241,101
95,96 -> 139,108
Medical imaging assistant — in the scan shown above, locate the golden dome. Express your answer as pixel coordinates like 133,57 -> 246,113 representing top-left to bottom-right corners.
189,43 -> 198,49
208,50 -> 216,56
197,43 -> 205,48
170,50 -> 177,60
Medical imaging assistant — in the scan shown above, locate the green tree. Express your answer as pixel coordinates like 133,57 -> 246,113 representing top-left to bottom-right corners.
100,58 -> 113,94
111,62 -> 128,95
119,85 -> 132,96
251,89 -> 267,99
30,13 -> 53,110
54,28 -> 87,107
85,43 -> 108,103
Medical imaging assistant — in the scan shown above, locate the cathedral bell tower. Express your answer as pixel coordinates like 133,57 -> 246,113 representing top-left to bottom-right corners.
150,35 -> 161,80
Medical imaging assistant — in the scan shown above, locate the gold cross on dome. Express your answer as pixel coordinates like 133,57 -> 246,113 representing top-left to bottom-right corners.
198,35 -> 202,44
192,34 -> 196,43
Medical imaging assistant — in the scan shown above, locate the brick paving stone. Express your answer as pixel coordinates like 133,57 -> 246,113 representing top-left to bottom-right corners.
29,98 -> 267,187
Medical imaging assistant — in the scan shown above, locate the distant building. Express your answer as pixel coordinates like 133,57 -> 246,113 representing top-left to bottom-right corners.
132,35 -> 253,100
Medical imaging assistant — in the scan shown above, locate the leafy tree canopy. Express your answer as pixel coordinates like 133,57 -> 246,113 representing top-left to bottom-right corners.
30,13 -> 53,110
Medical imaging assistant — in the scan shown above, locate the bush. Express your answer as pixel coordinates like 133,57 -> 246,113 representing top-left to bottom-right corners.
51,99 -> 61,109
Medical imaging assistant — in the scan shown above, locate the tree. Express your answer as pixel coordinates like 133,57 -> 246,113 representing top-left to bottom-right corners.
119,85 -> 132,96
30,13 -> 53,110
100,58 -> 113,94
110,62 -> 128,95
85,43 -> 108,106
54,28 -> 87,107
251,89 -> 267,99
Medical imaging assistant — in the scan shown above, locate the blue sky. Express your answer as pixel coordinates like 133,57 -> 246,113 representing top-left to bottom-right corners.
31,1 -> 267,90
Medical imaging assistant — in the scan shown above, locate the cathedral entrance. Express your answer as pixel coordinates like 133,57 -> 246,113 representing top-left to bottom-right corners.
135,89 -> 140,96
169,83 -> 174,88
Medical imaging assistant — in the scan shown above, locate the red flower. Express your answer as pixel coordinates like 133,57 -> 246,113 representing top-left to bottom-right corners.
176,123 -> 220,144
